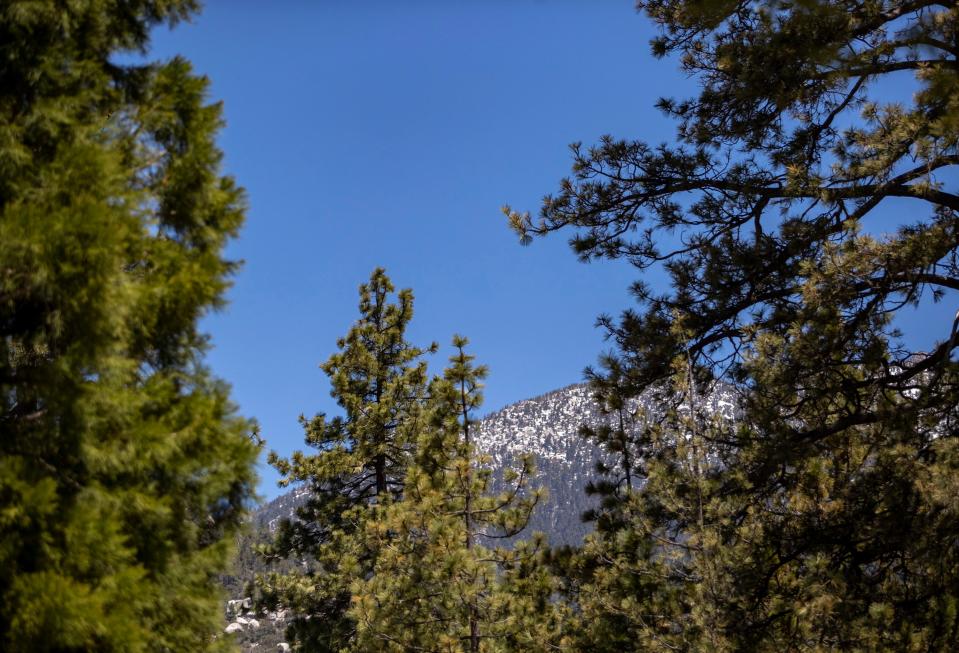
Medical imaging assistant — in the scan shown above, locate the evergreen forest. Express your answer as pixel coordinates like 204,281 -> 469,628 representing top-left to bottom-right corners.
2,1 -> 958,651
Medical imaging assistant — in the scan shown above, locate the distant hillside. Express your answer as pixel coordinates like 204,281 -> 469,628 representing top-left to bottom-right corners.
477,383 -> 611,544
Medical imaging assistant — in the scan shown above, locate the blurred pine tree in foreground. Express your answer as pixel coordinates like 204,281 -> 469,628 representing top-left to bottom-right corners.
0,3 -> 258,650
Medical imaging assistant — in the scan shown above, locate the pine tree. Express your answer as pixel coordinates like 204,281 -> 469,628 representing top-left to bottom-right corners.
349,336 -> 561,653
508,0 -> 959,649
0,2 -> 258,651
259,268 -> 436,652
566,348 -> 738,652
580,354 -> 644,521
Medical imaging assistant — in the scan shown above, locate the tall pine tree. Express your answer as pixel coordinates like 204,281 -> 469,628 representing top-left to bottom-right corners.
564,349 -> 738,651
0,2 -> 258,651
509,0 -> 959,649
349,336 -> 559,652
259,268 -> 436,652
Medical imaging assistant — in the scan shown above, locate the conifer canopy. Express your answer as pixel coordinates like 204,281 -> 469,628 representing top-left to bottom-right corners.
509,0 -> 959,649
261,269 -> 436,651
0,2 -> 258,650
260,274 -> 558,652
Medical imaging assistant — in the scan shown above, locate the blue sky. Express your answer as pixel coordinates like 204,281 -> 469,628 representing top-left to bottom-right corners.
142,1 -> 685,499
144,2 -> 954,500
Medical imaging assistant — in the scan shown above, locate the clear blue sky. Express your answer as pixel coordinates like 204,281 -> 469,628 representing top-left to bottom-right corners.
143,2 -> 952,500
141,1 -> 683,499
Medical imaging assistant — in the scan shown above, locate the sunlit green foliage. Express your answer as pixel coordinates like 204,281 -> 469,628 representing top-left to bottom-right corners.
260,276 -> 560,652
259,269 -> 436,651
0,2 -> 258,651
351,336 -> 560,652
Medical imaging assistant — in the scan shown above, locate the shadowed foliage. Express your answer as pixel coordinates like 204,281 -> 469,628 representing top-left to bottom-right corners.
510,0 -> 959,650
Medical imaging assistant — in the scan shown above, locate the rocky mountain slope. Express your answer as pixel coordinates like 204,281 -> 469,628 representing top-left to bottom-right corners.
477,383 -> 612,544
